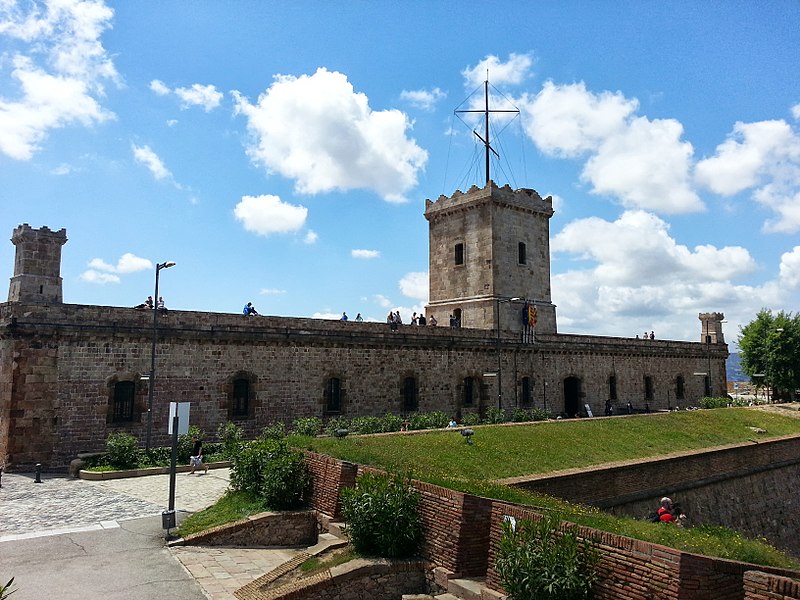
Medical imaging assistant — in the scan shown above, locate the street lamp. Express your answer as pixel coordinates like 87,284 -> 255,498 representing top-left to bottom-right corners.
496,297 -> 522,410
145,260 -> 176,453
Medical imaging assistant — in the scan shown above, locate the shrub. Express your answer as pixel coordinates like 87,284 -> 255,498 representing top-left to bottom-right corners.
351,416 -> 384,435
341,472 -> 422,558
142,446 -> 171,467
529,407 -> 550,421
408,412 -> 432,430
461,412 -> 481,426
700,396 -> 730,409
426,411 -> 450,429
217,421 -> 243,459
261,421 -> 287,440
229,437 -> 311,509
495,515 -> 599,600
511,408 -> 530,422
380,413 -> 405,432
324,416 -> 351,436
105,432 -> 141,470
292,417 -> 323,437
486,407 -> 506,424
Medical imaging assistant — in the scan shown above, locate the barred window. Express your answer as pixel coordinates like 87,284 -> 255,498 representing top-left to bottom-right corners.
232,378 -> 250,418
326,377 -> 342,413
403,376 -> 418,412
112,381 -> 135,423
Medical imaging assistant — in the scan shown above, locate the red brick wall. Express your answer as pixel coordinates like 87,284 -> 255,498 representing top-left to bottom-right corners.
744,570 -> 800,599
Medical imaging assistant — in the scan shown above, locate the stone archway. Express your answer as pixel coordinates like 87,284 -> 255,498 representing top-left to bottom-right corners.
564,376 -> 582,417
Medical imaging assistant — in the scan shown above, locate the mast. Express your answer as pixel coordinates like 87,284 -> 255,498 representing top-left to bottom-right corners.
455,77 -> 520,185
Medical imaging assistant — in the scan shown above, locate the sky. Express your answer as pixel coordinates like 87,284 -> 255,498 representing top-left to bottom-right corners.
1,1 -> 799,350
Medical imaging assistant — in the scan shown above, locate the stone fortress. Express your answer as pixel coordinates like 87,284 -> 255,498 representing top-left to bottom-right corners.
0,180 -> 728,470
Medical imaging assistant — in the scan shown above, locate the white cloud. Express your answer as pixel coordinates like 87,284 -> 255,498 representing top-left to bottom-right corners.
304,230 -> 318,244
351,249 -> 380,259
0,0 -> 119,160
522,81 -> 701,214
150,79 -> 170,95
779,246 -> 800,289
373,294 -> 392,308
81,251 -> 151,284
549,210 -> 782,341
233,194 -> 308,235
400,87 -> 446,111
259,288 -> 286,295
695,119 -> 800,233
792,103 -> 800,121
232,68 -> 428,203
462,53 -> 534,88
166,119 -> 178,127
399,271 -> 428,300
132,143 -> 171,180
51,162 -> 73,175
174,83 -> 222,111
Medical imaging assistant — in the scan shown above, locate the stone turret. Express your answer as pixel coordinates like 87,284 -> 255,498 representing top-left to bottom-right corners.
699,312 -> 725,344
8,224 -> 68,304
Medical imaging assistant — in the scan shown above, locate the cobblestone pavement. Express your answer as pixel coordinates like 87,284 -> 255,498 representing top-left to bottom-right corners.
0,468 -> 309,600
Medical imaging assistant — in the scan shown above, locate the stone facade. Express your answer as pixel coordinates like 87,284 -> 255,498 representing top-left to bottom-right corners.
0,184 -> 729,469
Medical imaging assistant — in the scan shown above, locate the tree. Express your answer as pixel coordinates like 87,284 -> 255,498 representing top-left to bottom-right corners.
738,309 -> 799,402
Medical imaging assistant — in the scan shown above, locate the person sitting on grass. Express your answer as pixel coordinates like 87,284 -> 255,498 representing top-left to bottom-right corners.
189,436 -> 208,475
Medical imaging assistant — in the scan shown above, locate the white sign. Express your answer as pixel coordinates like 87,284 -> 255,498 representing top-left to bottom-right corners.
584,403 -> 594,417
168,402 -> 191,435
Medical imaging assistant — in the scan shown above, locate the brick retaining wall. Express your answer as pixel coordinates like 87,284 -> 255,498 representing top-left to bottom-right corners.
744,570 -> 800,599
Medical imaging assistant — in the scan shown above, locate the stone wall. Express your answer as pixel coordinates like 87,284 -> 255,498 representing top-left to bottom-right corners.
178,510 -> 317,548
0,301 -> 724,469
499,434 -> 800,557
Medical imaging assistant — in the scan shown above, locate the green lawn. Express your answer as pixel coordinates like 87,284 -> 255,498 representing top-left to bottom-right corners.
290,408 -> 800,569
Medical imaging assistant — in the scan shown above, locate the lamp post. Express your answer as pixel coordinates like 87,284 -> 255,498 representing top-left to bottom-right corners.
496,297 -> 522,410
145,260 -> 176,453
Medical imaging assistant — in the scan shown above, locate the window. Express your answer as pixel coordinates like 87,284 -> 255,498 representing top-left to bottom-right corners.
232,378 -> 250,418
609,375 -> 618,400
112,381 -> 135,423
704,375 -> 711,397
521,377 -> 532,407
675,375 -> 685,400
403,376 -> 418,412
463,377 -> 476,406
644,376 -> 654,401
454,243 -> 464,266
326,377 -> 342,413
518,242 -> 527,265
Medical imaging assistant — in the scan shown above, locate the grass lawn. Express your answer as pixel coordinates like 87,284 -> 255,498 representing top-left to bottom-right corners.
290,408 -> 800,569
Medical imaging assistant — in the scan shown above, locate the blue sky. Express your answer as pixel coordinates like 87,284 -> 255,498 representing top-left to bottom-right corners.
1,1 -> 799,348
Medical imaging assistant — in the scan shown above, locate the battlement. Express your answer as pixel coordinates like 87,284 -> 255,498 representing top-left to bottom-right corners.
8,223 -> 68,304
424,180 -> 554,222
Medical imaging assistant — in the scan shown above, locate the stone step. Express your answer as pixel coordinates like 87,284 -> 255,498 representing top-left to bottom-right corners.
305,531 -> 348,555
447,577 -> 484,600
326,521 -> 346,538
433,594 -> 460,600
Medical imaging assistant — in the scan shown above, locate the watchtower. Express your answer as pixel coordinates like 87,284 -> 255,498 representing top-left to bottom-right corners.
424,181 -> 557,334
699,312 -> 725,344
8,224 -> 68,304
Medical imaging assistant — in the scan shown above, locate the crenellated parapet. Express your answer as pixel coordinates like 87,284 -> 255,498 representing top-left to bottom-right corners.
8,224 -> 68,304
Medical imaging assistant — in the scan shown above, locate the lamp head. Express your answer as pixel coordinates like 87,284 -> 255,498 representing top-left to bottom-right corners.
161,261 -> 177,269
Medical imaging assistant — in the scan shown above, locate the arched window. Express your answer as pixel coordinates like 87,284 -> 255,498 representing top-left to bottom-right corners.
521,377 -> 532,407
675,375 -> 685,400
326,377 -> 342,413
112,381 -> 135,423
463,377 -> 476,406
232,378 -> 250,418
518,242 -> 527,265
609,375 -> 618,400
403,376 -> 418,412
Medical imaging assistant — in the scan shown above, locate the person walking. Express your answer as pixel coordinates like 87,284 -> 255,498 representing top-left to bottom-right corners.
189,436 -> 208,475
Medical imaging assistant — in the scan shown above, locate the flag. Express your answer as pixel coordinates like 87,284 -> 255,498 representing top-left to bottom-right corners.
529,303 -> 537,327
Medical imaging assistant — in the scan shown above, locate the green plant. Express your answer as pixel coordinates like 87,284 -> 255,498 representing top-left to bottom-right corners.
325,416 -> 351,436
351,416 -> 384,434
292,416 -> 323,437
261,421 -> 287,440
0,577 -> 17,599
529,407 -> 550,421
380,413 -> 404,432
104,432 -> 141,470
700,396 -> 730,409
229,437 -> 311,509
486,407 -> 506,424
340,472 -> 422,558
461,412 -> 481,426
217,421 -> 244,459
495,515 -> 599,600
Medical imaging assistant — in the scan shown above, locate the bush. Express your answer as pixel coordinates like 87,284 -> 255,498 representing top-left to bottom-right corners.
261,421 -> 287,440
229,437 -> 311,510
351,416 -> 384,435
341,472 -> 422,558
324,416 -> 351,436
380,413 -> 405,432
528,407 -> 550,421
408,412 -> 432,430
292,417 -> 323,437
700,396 -> 730,409
495,515 -> 599,600
486,407 -> 506,424
217,421 -> 243,459
142,446 -> 171,467
426,411 -> 450,429
105,432 -> 141,470
461,412 -> 481,426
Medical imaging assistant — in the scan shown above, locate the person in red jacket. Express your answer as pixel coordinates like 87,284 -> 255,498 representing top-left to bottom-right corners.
658,497 -> 686,525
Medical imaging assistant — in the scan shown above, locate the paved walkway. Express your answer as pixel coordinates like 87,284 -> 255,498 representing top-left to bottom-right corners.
0,468 -> 306,600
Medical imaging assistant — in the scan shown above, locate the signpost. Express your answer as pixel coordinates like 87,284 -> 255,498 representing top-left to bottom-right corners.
163,402 -> 190,536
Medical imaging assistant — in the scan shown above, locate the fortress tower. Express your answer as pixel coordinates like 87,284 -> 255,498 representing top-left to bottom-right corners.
7,224 -> 68,304
424,181 -> 557,334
